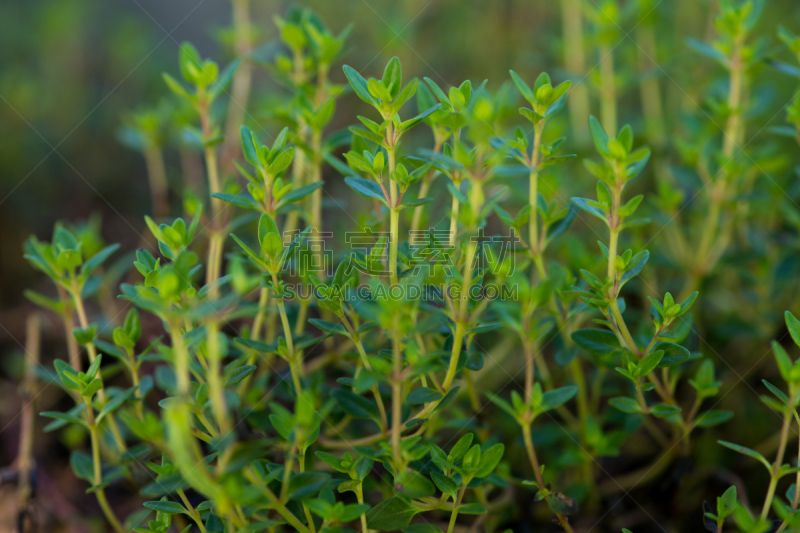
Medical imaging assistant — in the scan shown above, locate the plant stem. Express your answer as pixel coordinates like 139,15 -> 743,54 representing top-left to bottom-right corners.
206,321 -> 230,434
272,272 -> 301,394
449,191 -> 460,250
88,410 -> 125,533
391,330 -> 403,470
389,207 -> 399,286
178,488 -> 208,533
761,410 -> 792,520
311,129 -> 323,232
356,485 -> 369,533
58,286 -> 82,371
143,143 -> 169,218
442,241 -> 477,391
684,36 -> 744,298
447,485 -> 466,533
17,314 -> 40,514
522,422 -> 574,532
246,468 -> 310,533
70,280 -> 127,451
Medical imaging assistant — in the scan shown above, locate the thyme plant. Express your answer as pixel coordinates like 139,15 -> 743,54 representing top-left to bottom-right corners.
15,2 -> 800,533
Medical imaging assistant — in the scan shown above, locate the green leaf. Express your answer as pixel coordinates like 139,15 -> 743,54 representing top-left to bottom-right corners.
609,397 -> 641,413
571,329 -> 620,356
81,244 -> 120,277
268,148 -> 294,176
344,177 -> 387,203
696,410 -> 733,428
332,389 -> 379,420
589,116 -> 611,158
382,57 -> 402,98
638,350 -> 663,377
786,311 -> 800,348
430,471 -> 458,497
211,192 -> 260,210
650,403 -> 681,419
539,386 -> 578,411
70,451 -> 94,482
718,485 -> 737,518
343,65 -> 378,106
474,443 -> 504,478
365,497 -> 417,531
280,182 -> 325,205
406,387 -> 443,405
509,70 -> 535,105
433,386 -> 459,413
97,388 -> 134,422
458,503 -> 488,514
718,440 -> 772,470
654,342 -> 690,368
225,365 -> 256,386
288,472 -> 330,500
308,318 -> 348,335
143,500 -> 188,515
41,410 -> 85,426
240,125 -> 260,166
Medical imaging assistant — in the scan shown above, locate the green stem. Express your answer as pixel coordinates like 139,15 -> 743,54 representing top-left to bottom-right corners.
389,207 -> 399,286
761,410 -> 792,520
447,485 -> 466,533
449,191 -> 460,250
391,331 -> 403,470
272,272 -> 301,394
522,422 -> 574,532
178,488 -> 208,533
206,321 -> 230,434
247,469 -> 310,533
169,319 -> 191,397
89,416 -> 125,533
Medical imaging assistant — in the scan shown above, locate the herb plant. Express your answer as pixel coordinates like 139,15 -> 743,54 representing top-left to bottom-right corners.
12,1 -> 800,533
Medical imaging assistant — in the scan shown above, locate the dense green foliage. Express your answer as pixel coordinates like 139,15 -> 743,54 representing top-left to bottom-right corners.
12,0 -> 800,532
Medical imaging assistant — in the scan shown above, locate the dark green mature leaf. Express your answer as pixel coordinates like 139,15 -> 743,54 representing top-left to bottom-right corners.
309,318 -> 348,335
539,386 -> 578,411
571,329 -> 620,356
281,181 -> 325,204
654,342 -> 690,368
609,397 -> 641,413
430,471 -> 458,497
696,410 -> 733,428
786,311 -> 800,348
212,192 -> 260,210
651,403 -> 681,418
406,387 -> 442,405
474,443 -> 504,478
344,177 -> 387,203
332,389 -> 379,420
718,440 -> 771,470
365,497 -> 417,531
225,365 -> 256,386
288,472 -> 330,500
144,500 -> 188,514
